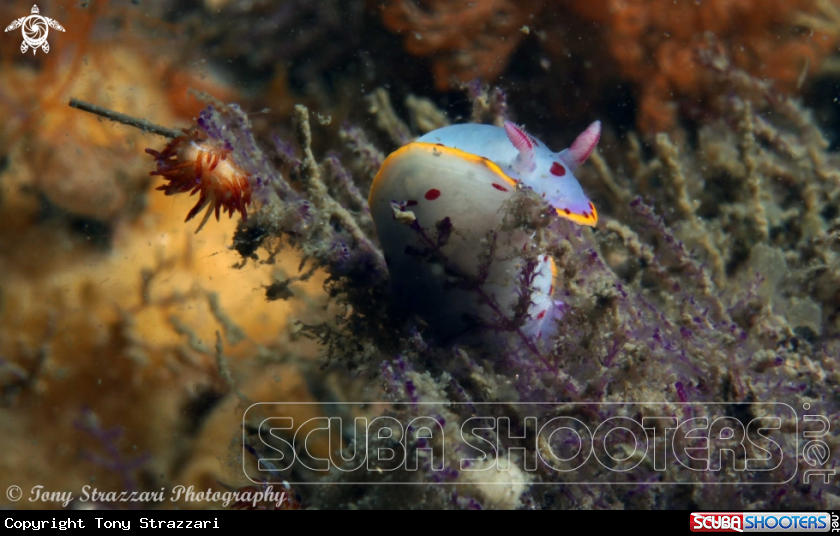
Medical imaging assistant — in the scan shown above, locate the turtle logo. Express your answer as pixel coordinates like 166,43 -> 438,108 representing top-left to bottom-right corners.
5,5 -> 65,55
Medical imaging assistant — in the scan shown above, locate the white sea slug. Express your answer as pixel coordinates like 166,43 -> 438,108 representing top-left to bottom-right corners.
369,121 -> 600,342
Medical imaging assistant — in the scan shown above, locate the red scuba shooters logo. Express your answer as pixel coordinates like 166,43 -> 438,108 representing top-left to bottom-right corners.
691,513 -> 744,532
691,512 -> 833,532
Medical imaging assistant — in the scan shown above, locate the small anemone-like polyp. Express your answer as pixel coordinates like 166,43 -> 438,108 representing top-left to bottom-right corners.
146,130 -> 252,232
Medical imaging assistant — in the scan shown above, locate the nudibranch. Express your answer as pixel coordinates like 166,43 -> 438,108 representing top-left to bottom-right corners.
369,121 -> 600,342
146,130 -> 252,233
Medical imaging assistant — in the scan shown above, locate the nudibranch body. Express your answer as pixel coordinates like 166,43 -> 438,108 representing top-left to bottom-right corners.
369,121 -> 600,342
416,121 -> 600,226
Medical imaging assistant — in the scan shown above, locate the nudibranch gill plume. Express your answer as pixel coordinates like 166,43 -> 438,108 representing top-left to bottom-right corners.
146,130 -> 253,233
369,121 -> 601,343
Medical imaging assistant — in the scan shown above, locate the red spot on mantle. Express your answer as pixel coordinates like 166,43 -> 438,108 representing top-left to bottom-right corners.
492,183 -> 508,192
563,208 -> 571,215
537,310 -> 547,320
424,189 -> 441,201
550,162 -> 566,177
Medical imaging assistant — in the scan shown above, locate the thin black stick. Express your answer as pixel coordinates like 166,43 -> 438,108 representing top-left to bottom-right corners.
69,98 -> 183,139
